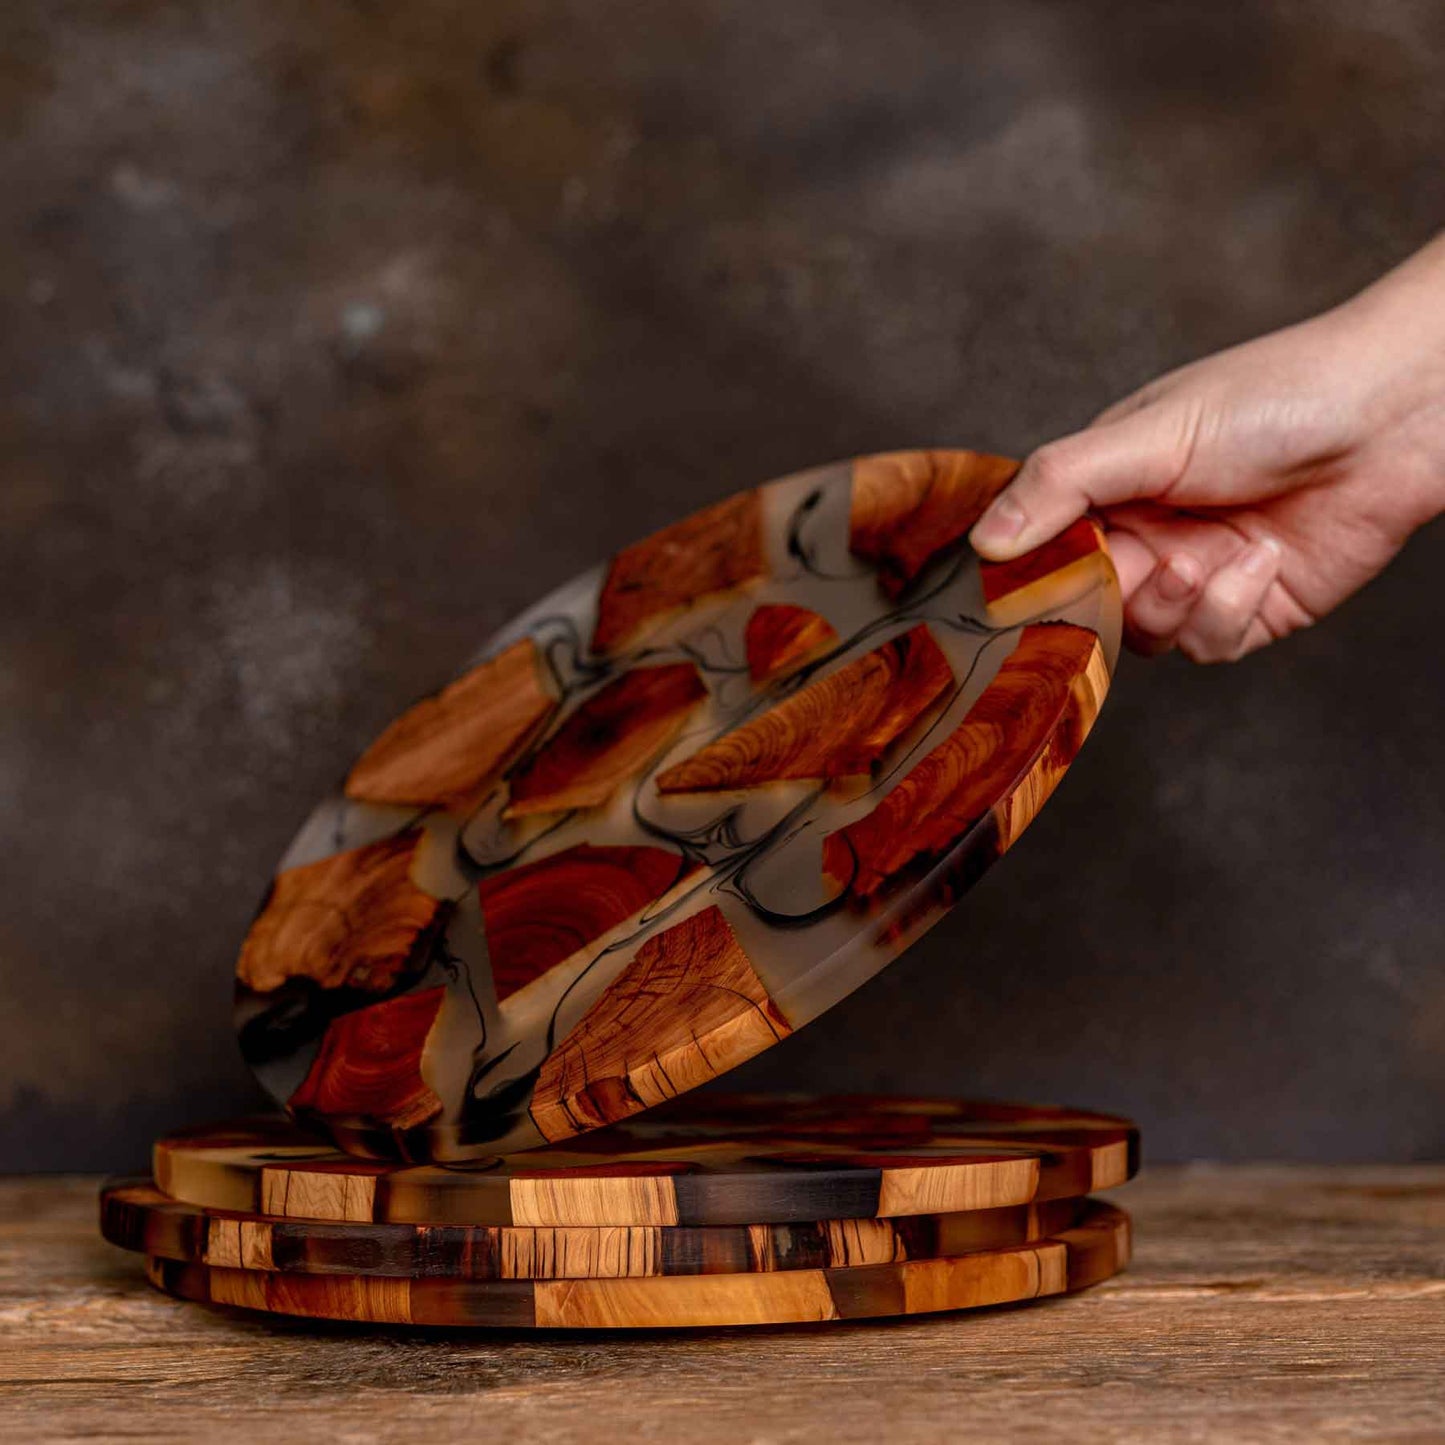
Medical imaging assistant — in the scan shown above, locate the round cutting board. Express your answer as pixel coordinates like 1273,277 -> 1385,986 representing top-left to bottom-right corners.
152,1096 -> 1138,1228
143,1198 -> 1130,1329
234,450 -> 1121,1160
102,1179 -> 1085,1281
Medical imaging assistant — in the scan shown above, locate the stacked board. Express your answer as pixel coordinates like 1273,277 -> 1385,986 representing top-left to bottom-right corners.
106,1096 -> 1137,1329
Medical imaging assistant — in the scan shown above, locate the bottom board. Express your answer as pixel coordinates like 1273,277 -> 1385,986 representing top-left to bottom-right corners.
144,1199 -> 1129,1329
103,1180 -> 1084,1280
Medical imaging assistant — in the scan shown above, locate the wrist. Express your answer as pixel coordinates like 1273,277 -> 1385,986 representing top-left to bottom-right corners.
1330,244 -> 1445,532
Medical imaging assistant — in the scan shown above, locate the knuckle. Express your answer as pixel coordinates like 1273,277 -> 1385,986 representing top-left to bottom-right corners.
1146,576 -> 1198,617
1024,442 -> 1070,495
1201,576 -> 1251,624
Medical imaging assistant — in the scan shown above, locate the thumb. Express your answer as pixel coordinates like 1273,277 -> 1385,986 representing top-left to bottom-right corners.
969,403 -> 1199,560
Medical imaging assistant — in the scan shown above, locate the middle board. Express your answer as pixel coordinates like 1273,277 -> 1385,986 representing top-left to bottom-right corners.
103,1180 -> 1086,1280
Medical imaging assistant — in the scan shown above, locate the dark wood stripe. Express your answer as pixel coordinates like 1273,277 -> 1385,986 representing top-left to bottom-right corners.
672,1166 -> 885,1227
823,1259 -> 908,1321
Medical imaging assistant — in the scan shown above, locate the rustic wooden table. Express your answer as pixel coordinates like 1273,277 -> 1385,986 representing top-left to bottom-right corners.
3,1166 -> 1441,1443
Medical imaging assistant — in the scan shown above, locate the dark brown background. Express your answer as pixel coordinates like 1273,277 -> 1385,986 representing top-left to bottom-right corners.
3,1 -> 1442,1170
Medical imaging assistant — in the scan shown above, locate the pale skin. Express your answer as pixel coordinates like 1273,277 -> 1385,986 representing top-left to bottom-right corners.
969,232 -> 1445,662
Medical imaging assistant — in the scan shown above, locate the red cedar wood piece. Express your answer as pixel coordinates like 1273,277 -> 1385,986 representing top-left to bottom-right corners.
505,663 -> 708,818
823,623 -> 1108,900
235,831 -> 443,996
743,604 -> 839,683
140,1200 -> 1130,1328
529,906 -> 791,1143
848,449 -> 1020,597
477,844 -> 699,1002
655,623 -> 953,794
591,491 -> 766,656
287,987 -> 446,1132
100,1179 -> 1085,1280
344,637 -> 557,811
980,516 -> 1109,616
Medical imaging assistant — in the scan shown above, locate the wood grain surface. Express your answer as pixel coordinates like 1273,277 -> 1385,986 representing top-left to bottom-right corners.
235,830 -> 444,996
848,449 -> 1019,597
476,843 -> 699,1004
139,1199 -> 1129,1328
529,907 -> 792,1141
288,987 -> 446,1132
980,517 -> 1110,626
343,637 -> 557,810
151,1098 -> 1138,1227
743,604 -> 838,683
656,622 -> 953,793
823,624 -> 1108,899
505,662 -> 708,817
591,490 -> 766,655
5,1167 -> 1438,1441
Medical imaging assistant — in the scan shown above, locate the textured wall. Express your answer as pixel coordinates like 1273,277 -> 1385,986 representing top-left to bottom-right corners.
2,1 -> 1442,1170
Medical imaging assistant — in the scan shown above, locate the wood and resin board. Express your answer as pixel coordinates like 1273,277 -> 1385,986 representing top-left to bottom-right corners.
233,450 -> 1121,1161
102,1180 -> 1084,1281
152,1097 -> 1138,1227
143,1199 -> 1130,1329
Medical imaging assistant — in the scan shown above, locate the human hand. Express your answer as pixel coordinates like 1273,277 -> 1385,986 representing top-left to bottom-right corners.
969,234 -> 1445,662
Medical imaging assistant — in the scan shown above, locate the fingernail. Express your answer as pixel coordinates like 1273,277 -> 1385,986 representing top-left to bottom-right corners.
1157,554 -> 1201,602
1239,537 -> 1282,578
971,494 -> 1028,551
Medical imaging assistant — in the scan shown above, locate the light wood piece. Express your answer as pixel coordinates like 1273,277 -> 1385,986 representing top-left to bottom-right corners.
848,449 -> 1019,596
235,830 -> 443,997
529,907 -> 792,1141
343,637 -> 557,810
